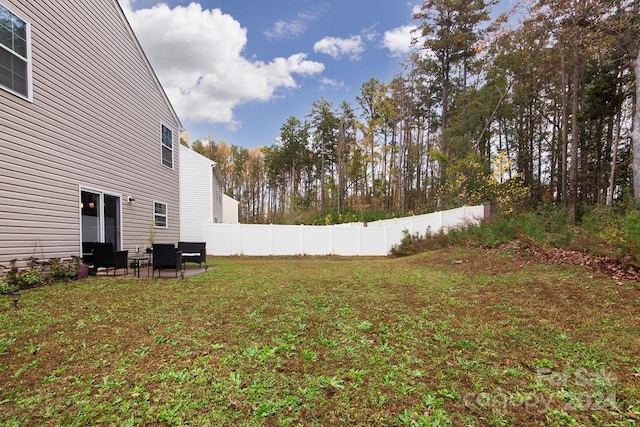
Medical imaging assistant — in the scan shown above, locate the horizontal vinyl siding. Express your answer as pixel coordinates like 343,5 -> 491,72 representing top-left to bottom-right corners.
179,146 -> 212,242
0,0 -> 181,265
212,168 -> 223,224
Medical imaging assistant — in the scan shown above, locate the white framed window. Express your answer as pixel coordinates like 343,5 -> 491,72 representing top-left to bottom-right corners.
154,201 -> 168,228
0,2 -> 31,100
161,124 -> 173,168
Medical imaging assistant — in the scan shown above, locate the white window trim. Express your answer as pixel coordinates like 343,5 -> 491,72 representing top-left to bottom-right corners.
0,2 -> 33,101
160,123 -> 174,169
153,200 -> 168,229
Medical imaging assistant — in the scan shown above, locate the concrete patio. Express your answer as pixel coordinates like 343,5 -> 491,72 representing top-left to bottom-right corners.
92,262 -> 210,279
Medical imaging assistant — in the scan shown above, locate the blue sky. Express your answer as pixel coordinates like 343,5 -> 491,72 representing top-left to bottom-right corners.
120,1 -> 508,149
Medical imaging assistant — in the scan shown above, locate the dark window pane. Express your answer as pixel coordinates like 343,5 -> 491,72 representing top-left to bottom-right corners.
12,70 -> 26,95
0,25 -> 11,48
155,203 -> 167,215
162,125 -> 172,148
162,146 -> 172,167
0,48 -> 10,68
13,35 -> 26,57
154,216 -> 167,227
11,54 -> 25,78
0,67 -> 11,89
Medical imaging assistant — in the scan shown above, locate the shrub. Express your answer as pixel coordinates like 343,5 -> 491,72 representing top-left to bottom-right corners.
0,277 -> 16,295
49,257 -> 80,280
4,257 -> 80,289
476,216 -> 518,247
621,210 -> 640,262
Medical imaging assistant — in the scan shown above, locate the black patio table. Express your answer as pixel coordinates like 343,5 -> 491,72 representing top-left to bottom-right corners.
128,253 -> 150,278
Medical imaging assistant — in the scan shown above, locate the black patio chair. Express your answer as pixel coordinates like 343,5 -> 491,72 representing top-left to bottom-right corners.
152,244 -> 184,278
92,243 -> 128,276
82,241 -> 98,264
177,242 -> 208,270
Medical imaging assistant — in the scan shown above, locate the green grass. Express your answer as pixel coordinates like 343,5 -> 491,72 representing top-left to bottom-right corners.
0,248 -> 638,426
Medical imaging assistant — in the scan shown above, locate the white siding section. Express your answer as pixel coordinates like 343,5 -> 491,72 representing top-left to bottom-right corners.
222,194 -> 239,224
0,0 -> 181,265
211,166 -> 223,224
179,145 -> 213,241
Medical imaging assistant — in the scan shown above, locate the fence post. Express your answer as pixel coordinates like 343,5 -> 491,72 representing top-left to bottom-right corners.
236,223 -> 242,255
483,202 -> 496,220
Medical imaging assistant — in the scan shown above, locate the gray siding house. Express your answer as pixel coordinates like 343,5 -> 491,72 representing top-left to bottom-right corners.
0,0 -> 182,266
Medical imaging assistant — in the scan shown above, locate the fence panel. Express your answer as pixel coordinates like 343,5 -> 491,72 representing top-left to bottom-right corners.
272,225 -> 301,255
332,228 -> 360,255
302,226 -> 332,255
360,228 -> 388,255
204,205 -> 485,256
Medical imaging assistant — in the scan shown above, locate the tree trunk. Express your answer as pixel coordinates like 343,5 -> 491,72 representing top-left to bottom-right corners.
633,49 -> 640,201
608,110 -> 622,206
561,47 -> 569,208
568,44 -> 581,224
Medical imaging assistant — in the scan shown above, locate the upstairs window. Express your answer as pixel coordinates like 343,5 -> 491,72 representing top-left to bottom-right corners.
161,124 -> 173,168
0,3 -> 30,99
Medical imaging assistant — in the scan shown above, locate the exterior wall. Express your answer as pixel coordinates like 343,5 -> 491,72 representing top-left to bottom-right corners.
222,194 -> 239,224
179,145 -> 212,241
0,0 -> 181,266
179,145 -> 228,241
211,165 -> 223,224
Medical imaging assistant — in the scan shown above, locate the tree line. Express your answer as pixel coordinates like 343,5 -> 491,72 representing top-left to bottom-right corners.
184,0 -> 639,224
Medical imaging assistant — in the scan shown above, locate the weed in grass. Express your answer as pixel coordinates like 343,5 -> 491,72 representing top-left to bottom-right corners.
503,367 -> 526,378
95,376 -> 125,392
158,403 -> 183,424
132,344 -> 149,359
229,370 -> 242,388
25,340 -> 40,355
153,335 -> 172,345
317,337 -> 339,347
357,320 -> 373,330
546,409 -> 579,425
423,391 -> 445,409
301,349 -> 317,362
319,375 -> 345,390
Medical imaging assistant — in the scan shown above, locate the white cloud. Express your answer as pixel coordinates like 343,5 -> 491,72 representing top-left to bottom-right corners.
318,77 -> 347,91
383,25 -> 417,56
314,36 -> 365,60
119,1 -> 324,125
264,10 -> 324,40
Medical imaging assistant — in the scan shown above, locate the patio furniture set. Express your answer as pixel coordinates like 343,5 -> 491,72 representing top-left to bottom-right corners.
82,242 -> 207,278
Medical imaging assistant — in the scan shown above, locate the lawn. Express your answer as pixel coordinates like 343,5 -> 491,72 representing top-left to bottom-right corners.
1,247 -> 639,426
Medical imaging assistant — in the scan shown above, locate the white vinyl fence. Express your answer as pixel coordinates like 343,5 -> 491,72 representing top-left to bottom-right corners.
205,205 -> 486,256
